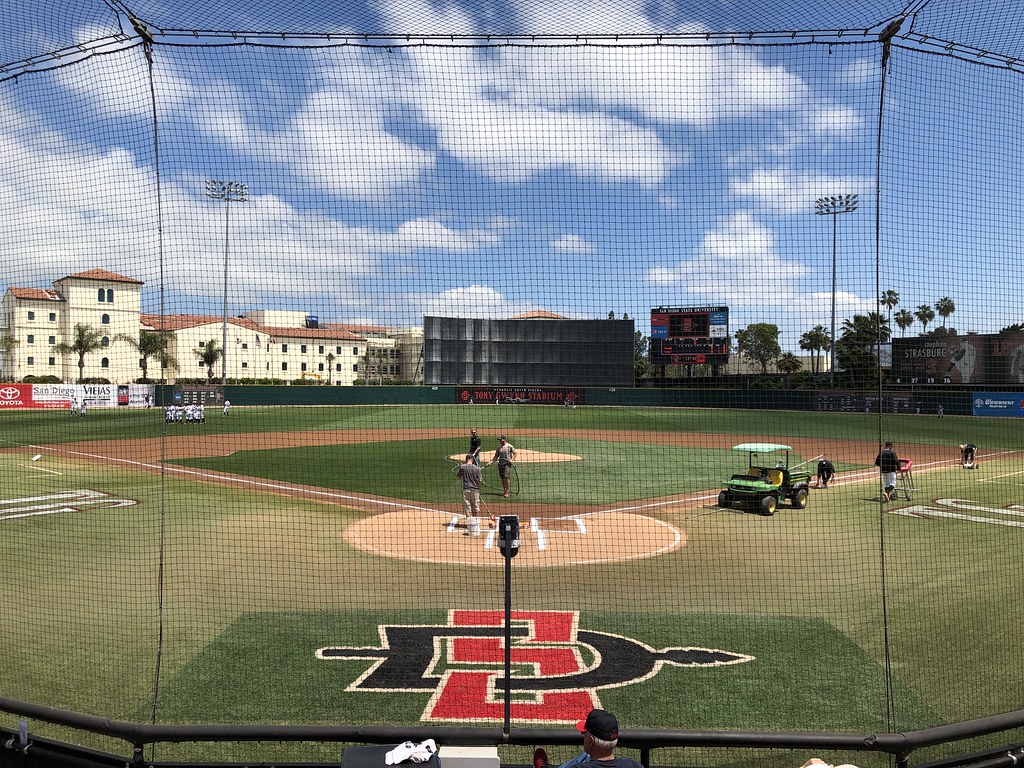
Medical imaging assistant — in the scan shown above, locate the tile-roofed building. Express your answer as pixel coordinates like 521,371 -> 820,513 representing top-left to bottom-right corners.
2,269 -> 421,385
138,313 -> 368,384
9,287 -> 63,301
62,269 -> 144,285
2,268 -> 144,383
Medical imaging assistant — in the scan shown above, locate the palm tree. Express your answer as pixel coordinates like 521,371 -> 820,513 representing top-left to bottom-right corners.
117,330 -> 177,382
880,290 -> 900,321
194,339 -> 223,382
914,304 -> 936,334
52,324 -> 104,383
776,352 -> 802,376
935,296 -> 956,328
325,351 -> 336,384
0,335 -> 18,379
800,325 -> 830,374
841,313 -> 891,344
894,309 -> 915,336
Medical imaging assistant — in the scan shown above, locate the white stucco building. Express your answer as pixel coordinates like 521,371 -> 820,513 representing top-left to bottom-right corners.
1,269 -> 144,383
0,269 -> 423,386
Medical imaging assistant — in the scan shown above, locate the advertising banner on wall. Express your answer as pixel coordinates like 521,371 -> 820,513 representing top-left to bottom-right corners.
0,384 -> 155,409
0,384 -> 37,409
891,333 -> 1024,386
972,392 -> 1024,417
456,386 -> 585,405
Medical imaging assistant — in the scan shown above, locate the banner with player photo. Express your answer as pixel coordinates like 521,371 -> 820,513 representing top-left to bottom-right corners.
891,333 -> 1024,386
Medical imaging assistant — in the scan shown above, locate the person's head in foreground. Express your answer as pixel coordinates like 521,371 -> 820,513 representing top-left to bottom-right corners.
577,709 -> 619,756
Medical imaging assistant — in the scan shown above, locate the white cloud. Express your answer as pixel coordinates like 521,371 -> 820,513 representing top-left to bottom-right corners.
646,211 -> 876,347
411,285 -> 528,319
51,40 -> 192,118
731,169 -> 871,215
520,46 -> 806,126
402,46 -> 678,185
646,213 -> 795,301
391,218 -> 500,252
551,233 -> 596,253
0,96 -> 499,311
374,0 -> 480,35
801,102 -> 864,139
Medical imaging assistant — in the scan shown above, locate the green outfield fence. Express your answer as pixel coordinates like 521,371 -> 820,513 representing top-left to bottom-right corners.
3,1 -> 1024,767
156,385 -> 976,414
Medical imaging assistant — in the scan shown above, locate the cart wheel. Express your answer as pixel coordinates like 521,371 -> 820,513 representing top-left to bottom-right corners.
760,496 -> 777,516
791,489 -> 808,509
718,490 -> 730,508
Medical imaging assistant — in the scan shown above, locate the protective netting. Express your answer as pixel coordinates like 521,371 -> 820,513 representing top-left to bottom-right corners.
2,1 -> 1024,765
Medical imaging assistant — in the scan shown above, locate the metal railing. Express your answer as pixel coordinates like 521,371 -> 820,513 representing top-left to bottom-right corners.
3,695 -> 1024,768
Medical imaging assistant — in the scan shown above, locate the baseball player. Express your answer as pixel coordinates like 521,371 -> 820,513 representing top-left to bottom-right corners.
468,428 -> 482,465
456,453 -> 483,531
815,457 -> 835,488
487,435 -> 517,497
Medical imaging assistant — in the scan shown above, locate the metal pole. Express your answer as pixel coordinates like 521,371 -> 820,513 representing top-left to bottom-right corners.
830,213 -> 837,389
222,199 -> 229,387
503,544 -> 512,738
816,194 -> 857,390
205,180 -> 248,389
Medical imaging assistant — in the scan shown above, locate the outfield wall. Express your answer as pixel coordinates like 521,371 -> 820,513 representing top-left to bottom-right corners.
153,385 -> 976,414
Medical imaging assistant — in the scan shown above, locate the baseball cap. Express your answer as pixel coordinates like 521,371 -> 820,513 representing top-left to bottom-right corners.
576,709 -> 618,740
498,434 -> 506,440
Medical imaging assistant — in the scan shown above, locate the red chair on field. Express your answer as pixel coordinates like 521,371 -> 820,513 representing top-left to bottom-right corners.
893,458 -> 915,501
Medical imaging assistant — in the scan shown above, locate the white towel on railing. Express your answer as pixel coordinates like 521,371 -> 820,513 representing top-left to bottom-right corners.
385,739 -> 438,765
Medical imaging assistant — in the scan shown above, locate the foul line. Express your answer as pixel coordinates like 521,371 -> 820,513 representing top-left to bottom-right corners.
30,444 -> 449,515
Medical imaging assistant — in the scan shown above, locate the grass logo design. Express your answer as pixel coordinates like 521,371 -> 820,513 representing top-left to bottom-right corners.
317,609 -> 753,723
0,489 -> 137,522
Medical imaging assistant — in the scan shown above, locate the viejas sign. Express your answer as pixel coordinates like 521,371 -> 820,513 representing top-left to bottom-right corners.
0,384 -> 155,409
316,609 -> 752,723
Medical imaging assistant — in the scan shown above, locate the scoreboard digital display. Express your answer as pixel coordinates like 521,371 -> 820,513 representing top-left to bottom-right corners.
650,306 -> 730,365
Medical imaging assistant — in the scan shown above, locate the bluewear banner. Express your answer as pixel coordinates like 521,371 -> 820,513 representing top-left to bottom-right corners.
972,392 -> 1024,417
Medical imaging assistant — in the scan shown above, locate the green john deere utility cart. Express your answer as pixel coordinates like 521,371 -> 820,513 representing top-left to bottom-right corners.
717,443 -> 811,516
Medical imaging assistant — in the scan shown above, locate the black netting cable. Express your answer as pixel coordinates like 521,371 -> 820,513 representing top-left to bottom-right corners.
875,28 -> 898,742
136,31 -> 169,753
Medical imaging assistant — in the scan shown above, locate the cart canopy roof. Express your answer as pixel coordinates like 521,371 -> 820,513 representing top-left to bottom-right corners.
731,443 -> 793,453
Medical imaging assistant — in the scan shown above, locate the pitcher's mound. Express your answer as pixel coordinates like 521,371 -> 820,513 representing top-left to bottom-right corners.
447,448 -> 581,463
344,508 -> 684,566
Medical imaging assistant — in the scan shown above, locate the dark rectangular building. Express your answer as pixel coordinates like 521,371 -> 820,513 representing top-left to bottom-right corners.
423,316 -> 635,386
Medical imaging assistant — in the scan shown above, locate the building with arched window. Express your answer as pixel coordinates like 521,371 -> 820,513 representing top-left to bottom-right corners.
1,269 -> 142,383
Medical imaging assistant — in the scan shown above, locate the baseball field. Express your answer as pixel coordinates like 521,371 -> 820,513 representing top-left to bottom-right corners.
0,403 -> 1021,766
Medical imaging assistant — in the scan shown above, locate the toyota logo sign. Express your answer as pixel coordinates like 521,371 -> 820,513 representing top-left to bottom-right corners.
0,386 -> 21,400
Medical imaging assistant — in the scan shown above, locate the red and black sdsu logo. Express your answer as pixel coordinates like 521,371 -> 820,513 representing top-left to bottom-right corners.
316,610 -> 752,723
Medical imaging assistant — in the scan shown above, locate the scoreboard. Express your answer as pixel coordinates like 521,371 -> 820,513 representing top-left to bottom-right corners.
650,306 -> 730,365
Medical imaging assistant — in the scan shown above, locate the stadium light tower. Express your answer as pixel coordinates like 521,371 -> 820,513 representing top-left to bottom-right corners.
815,193 -> 858,388
205,179 -> 249,387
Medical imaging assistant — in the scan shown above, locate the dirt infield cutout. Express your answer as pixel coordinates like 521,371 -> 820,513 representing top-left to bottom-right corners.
446,448 -> 581,463
343,508 -> 685,566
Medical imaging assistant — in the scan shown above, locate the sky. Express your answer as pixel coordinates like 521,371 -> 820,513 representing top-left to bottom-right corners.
1,0 -> 1022,351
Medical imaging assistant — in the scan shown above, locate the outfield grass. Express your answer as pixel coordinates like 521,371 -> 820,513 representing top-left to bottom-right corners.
2,404 -> 1022,449
169,437 -> 825,505
0,404 -> 1022,768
